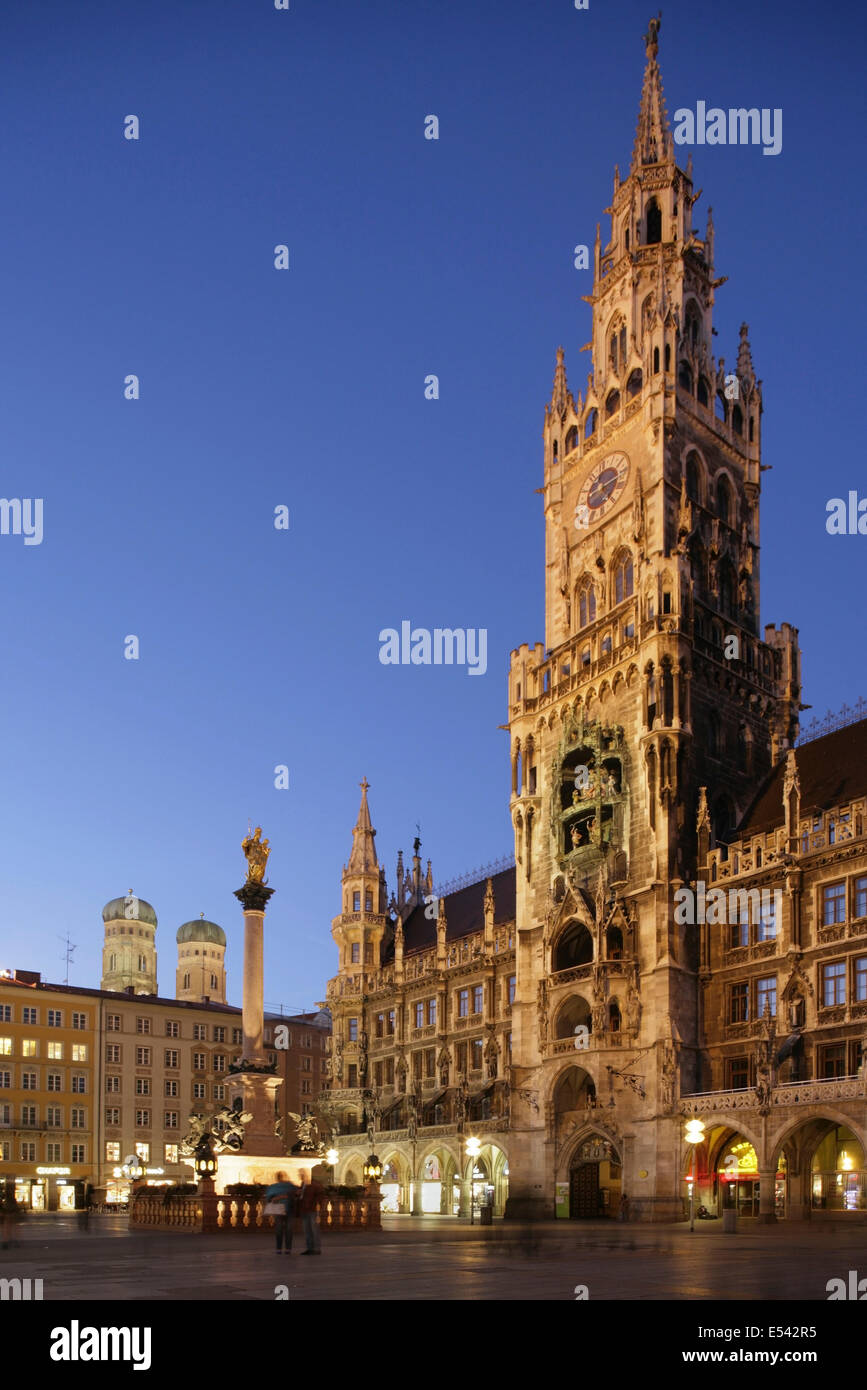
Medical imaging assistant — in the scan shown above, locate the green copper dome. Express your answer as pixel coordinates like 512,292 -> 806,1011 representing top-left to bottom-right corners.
176,918 -> 226,947
102,895 -> 157,927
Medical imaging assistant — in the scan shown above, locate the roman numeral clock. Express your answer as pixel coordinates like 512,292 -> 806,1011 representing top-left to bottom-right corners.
576,451 -> 630,523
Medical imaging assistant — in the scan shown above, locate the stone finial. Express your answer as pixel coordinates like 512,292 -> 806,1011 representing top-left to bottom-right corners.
632,13 -> 671,169
737,323 -> 756,389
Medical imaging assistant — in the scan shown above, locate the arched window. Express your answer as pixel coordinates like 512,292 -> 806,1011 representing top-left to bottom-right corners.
717,475 -> 733,526
748,416 -> 755,442
715,392 -> 727,422
653,346 -> 660,374
685,301 -> 702,347
210,973 -> 217,989
732,405 -> 744,435
580,645 -> 591,667
565,426 -> 578,454
664,344 -> 671,372
613,553 -> 634,604
697,377 -> 710,407
584,408 -> 598,439
608,1000 -> 621,1032
646,198 -> 661,244
578,581 -> 596,629
109,954 -> 116,972
553,922 -> 593,972
605,389 -> 621,418
183,972 -> 190,989
678,361 -> 693,392
601,633 -> 612,656
626,368 -> 642,399
685,454 -> 701,505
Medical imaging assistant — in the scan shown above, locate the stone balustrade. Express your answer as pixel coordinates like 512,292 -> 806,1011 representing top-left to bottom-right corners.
130,1188 -> 382,1233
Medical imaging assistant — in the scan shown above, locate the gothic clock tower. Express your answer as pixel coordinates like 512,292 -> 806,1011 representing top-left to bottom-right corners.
505,18 -> 802,1219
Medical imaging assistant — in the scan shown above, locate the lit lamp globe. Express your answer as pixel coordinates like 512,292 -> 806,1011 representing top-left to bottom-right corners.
195,1140 -> 218,1189
684,1118 -> 706,1232
326,1148 -> 339,1167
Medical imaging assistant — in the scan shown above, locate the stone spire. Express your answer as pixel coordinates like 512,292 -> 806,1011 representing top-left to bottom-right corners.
346,777 -> 379,874
736,322 -> 756,390
631,13 -> 672,171
547,346 -> 573,421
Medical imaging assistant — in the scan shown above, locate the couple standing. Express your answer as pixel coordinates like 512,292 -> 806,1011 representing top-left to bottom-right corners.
265,1169 -> 325,1254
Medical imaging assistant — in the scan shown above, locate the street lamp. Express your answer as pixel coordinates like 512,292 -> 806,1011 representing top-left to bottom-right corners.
684,1118 -> 706,1232
363,1153 -> 382,1185
465,1136 -> 481,1225
194,1137 -> 218,1189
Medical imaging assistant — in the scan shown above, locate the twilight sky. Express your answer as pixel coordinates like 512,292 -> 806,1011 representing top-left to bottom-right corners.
0,0 -> 864,1012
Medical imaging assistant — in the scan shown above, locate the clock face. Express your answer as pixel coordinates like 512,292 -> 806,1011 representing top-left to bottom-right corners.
576,452 -> 630,524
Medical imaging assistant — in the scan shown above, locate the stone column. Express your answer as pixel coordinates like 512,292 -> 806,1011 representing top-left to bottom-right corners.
228,876 -> 284,1158
757,1168 -> 777,1223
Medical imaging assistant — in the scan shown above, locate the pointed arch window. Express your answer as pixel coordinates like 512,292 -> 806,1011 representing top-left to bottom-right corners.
678,361 -> 693,392
565,426 -> 578,454
578,581 -> 596,630
584,409 -> 597,439
685,454 -> 702,505
732,405 -> 744,435
626,368 -> 642,399
645,198 -> 662,244
697,377 -> 710,407
717,475 -> 733,526
613,553 -> 634,605
605,389 -> 621,418
653,346 -> 660,374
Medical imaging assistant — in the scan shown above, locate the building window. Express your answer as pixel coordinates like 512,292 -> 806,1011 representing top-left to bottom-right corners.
20,1142 -> 36,1162
301,1080 -> 312,1095
726,1056 -> 749,1089
822,882 -> 846,926
348,1064 -> 357,1087
136,1017 -> 152,1035
471,1039 -> 484,1072
193,1024 -> 206,1041
192,1052 -> 205,1071
165,1080 -> 179,1097
458,990 -> 469,1018
70,1108 -> 85,1129
214,1084 -> 225,1100
0,1039 -> 10,1057
213,1055 -> 226,1072
46,1142 -> 62,1163
71,1044 -> 87,1063
165,1111 -> 179,1129
729,982 -> 749,1023
105,1076 -> 121,1093
164,1050 -> 179,1069
106,1014 -> 120,1032
818,1044 -> 847,1079
427,998 -> 436,1026
412,1051 -> 423,1080
855,957 -> 867,1002
46,1073 -> 61,1092
353,892 -> 361,911
756,976 -> 777,1018
106,1045 -> 121,1064
46,1108 -> 61,1128
165,1021 -> 180,1038
232,1028 -> 242,1044
351,943 -> 360,963
106,1142 -> 120,1162
854,877 -> 867,919
375,1013 -> 385,1038
135,1078 -> 151,1096
105,1108 -> 120,1126
72,1012 -> 87,1030
757,897 -> 777,941
212,1027 -> 225,1043
822,961 -> 846,1007
613,555 -> 634,605
414,1002 -> 424,1029
302,1056 -> 312,1072
729,913 -> 749,949
472,985 -> 483,1016
47,1009 -> 62,1028
578,583 -> 596,630
135,1110 -> 151,1128
348,1018 -> 358,1042
182,974 -> 191,990
71,1075 -> 86,1094
193,1083 -> 206,1099
21,1073 -> 37,1091
135,1047 -> 151,1066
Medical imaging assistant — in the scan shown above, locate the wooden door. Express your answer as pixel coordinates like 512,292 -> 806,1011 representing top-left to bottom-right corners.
570,1163 -> 599,1219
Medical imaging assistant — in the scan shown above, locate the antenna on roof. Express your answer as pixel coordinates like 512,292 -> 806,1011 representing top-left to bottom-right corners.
59,934 -> 77,987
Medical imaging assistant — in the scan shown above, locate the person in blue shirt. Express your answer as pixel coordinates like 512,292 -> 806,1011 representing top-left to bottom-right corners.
264,1172 -> 299,1253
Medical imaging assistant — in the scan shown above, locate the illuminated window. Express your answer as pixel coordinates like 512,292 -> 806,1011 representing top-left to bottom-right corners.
22,1040 -> 37,1057
71,1045 -> 87,1063
47,1042 -> 63,1060
106,1142 -> 120,1161
135,1142 -> 150,1162
165,1144 -> 178,1163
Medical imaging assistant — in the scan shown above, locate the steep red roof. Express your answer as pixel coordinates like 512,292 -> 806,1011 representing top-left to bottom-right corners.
738,720 -> 867,835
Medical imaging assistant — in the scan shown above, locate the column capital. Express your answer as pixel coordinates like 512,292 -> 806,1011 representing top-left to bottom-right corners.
234,882 -> 276,912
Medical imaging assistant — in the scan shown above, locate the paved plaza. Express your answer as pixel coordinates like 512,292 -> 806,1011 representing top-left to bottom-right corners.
1,1214 -> 864,1301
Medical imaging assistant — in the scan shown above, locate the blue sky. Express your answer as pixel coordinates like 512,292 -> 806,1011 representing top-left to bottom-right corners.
0,0 -> 864,1011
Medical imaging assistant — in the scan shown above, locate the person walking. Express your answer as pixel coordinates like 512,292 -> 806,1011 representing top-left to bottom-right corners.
298,1169 -> 325,1255
264,1171 -> 299,1254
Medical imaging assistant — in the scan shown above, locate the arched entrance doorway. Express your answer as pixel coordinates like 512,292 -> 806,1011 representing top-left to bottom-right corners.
568,1134 -> 622,1219
810,1125 -> 865,1213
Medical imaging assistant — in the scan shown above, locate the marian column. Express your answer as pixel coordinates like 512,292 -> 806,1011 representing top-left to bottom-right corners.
228,827 -> 283,1156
